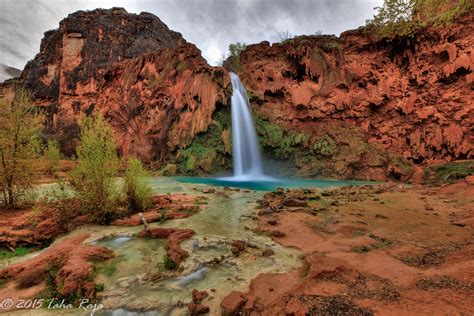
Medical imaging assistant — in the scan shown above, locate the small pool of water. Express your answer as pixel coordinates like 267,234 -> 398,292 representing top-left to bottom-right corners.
177,176 -> 375,191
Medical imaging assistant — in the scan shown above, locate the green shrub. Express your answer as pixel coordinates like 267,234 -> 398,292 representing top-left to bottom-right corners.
175,108 -> 232,175
95,283 -> 105,292
424,161 -> 474,185
163,254 -> 177,270
312,135 -> 337,157
124,158 -> 152,213
45,140 -> 61,175
70,112 -> 119,224
0,246 -> 34,260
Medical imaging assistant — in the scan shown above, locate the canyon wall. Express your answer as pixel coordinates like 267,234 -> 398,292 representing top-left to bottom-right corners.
1,8 -> 472,180
8,8 -> 230,161
232,11 -> 473,180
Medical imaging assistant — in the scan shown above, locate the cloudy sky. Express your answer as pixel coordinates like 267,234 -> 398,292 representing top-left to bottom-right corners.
0,0 -> 382,78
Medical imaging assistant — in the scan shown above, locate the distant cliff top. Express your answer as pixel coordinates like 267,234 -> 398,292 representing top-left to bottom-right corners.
21,7 -> 186,99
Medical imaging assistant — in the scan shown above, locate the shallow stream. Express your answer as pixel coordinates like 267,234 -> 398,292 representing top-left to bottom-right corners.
7,177 -> 371,315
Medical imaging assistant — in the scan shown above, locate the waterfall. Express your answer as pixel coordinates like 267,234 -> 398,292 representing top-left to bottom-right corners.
229,72 -> 265,180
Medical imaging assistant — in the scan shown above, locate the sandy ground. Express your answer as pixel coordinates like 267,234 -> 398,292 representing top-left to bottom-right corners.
241,178 -> 473,315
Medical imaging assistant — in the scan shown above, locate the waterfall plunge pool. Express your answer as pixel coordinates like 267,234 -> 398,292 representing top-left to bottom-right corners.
177,176 -> 377,191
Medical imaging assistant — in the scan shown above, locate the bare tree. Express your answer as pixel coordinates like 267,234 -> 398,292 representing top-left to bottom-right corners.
276,30 -> 293,41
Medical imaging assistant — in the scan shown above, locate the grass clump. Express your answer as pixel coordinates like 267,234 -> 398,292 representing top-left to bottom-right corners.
45,140 -> 61,176
94,256 -> 121,277
0,246 -> 34,260
162,254 -> 177,270
352,234 -> 393,253
124,158 -> 152,213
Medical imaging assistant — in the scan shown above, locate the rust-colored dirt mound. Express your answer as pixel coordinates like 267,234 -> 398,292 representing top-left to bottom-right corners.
0,234 -> 113,306
223,180 -> 474,315
138,227 -> 195,264
0,199 -> 80,249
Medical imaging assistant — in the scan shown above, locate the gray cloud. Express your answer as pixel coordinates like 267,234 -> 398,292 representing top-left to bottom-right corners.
0,0 -> 382,81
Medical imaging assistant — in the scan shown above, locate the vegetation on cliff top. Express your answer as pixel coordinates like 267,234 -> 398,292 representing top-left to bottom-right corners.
222,42 -> 247,71
366,0 -> 473,38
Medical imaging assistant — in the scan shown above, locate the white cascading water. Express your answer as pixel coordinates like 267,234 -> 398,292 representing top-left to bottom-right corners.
229,72 -> 266,180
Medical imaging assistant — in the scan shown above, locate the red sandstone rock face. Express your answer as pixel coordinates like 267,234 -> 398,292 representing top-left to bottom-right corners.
4,8 -> 472,179
237,12 -> 473,166
17,8 -> 230,161
96,45 -> 229,161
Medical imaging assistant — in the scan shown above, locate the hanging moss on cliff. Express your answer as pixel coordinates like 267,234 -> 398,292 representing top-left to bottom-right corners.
172,106 -> 232,175
253,115 -> 398,180
254,116 -> 309,159
424,160 -> 474,185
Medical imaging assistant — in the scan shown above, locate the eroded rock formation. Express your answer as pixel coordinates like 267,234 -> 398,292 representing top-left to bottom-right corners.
0,234 -> 113,302
235,12 -> 473,180
16,8 -> 230,161
2,8 -> 472,180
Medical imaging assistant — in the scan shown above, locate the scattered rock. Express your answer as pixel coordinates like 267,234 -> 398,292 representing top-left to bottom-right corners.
220,291 -> 247,316
192,289 -> 209,303
281,198 -> 308,207
188,304 -> 209,315
257,208 -> 273,216
262,249 -> 275,257
267,218 -> 278,225
271,230 -> 286,237
202,188 -> 216,194
231,240 -> 246,252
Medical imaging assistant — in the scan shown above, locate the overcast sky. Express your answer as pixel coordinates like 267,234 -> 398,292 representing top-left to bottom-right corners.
0,0 -> 382,78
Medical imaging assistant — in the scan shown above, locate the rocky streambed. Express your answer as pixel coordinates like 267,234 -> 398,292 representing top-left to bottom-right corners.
1,176 -> 473,315
1,177 -> 303,315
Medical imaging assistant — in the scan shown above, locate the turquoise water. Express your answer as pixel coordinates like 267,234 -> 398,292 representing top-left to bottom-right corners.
177,176 -> 375,191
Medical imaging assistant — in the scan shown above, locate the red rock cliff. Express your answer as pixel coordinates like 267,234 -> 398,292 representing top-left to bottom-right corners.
235,11 -> 473,179
17,8 -> 230,160
5,8 -> 473,180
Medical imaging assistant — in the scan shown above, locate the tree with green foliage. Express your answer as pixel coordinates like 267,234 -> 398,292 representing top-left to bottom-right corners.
225,42 -> 247,71
0,88 -> 42,207
124,157 -> 152,213
228,42 -> 246,57
367,0 -> 417,37
70,112 -> 119,223
45,139 -> 61,176
366,0 -> 473,38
